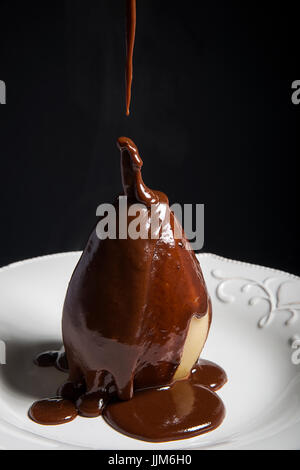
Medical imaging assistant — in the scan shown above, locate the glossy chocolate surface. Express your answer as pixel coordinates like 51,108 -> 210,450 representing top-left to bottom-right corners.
62,137 -> 211,402
190,359 -> 227,391
103,370 -> 226,442
29,398 -> 77,426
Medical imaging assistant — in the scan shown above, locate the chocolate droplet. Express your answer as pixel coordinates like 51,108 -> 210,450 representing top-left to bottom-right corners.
29,398 -> 77,425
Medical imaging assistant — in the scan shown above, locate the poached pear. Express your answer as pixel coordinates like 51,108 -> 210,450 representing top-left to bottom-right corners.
62,137 -> 211,402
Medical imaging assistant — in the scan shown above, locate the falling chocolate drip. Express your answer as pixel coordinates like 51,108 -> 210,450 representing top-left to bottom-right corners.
125,0 -> 136,116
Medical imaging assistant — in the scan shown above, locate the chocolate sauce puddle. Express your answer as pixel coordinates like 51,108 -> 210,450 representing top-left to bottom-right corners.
29,359 -> 226,441
29,398 -> 77,426
125,0 -> 136,115
104,381 -> 225,442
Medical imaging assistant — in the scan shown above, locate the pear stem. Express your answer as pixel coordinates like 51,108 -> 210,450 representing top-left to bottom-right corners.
117,137 -> 158,206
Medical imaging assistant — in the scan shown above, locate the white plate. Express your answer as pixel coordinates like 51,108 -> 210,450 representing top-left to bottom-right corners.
0,252 -> 299,450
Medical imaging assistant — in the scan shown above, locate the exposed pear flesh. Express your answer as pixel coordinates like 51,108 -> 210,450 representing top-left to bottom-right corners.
173,311 -> 210,381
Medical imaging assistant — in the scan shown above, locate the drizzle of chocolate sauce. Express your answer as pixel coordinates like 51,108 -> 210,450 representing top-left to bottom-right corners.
125,0 -> 136,115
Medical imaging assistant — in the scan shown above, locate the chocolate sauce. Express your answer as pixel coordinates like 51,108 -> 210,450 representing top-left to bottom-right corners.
29,360 -> 226,441
119,137 -> 158,205
125,0 -> 136,115
77,391 -> 107,418
62,137 -> 210,402
191,359 -> 228,391
57,381 -> 86,402
34,348 -> 68,372
34,350 -> 58,368
103,370 -> 226,442
29,138 -> 227,442
29,398 -> 77,425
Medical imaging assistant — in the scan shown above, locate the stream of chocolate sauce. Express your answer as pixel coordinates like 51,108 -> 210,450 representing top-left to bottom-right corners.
125,0 -> 136,115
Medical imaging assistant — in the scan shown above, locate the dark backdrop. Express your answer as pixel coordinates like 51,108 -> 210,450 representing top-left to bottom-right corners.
0,1 -> 299,274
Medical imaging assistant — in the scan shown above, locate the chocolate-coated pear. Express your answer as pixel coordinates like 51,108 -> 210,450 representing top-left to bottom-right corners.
62,137 -> 211,401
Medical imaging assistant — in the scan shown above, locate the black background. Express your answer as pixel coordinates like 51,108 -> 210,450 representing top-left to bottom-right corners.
0,1 -> 299,274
